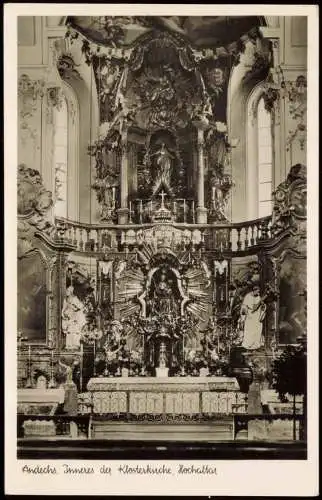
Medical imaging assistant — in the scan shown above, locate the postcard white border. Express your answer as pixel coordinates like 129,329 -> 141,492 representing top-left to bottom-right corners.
5,4 -> 319,496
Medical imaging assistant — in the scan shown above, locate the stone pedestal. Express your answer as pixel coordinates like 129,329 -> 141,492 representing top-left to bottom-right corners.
117,208 -> 129,225
196,207 -> 208,224
156,367 -> 169,378
63,382 -> 78,416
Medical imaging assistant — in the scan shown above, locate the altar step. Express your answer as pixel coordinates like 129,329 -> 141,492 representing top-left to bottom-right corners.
89,418 -> 235,441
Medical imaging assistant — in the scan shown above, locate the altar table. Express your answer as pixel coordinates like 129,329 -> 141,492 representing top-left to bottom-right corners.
87,377 -> 246,415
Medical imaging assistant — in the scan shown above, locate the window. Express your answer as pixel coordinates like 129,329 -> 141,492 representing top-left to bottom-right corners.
246,86 -> 274,220
53,95 -> 68,218
257,97 -> 273,217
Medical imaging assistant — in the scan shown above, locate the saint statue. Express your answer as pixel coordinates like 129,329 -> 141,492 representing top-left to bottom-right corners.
62,286 -> 87,350
239,285 -> 266,350
150,143 -> 175,192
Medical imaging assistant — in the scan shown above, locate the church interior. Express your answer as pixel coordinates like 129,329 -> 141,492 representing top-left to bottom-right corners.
17,15 -> 307,457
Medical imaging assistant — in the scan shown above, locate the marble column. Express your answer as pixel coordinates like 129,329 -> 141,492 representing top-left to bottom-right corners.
195,124 -> 208,223
118,125 -> 129,224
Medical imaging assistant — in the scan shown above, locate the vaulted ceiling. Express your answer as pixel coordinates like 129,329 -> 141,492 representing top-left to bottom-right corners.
67,16 -> 266,50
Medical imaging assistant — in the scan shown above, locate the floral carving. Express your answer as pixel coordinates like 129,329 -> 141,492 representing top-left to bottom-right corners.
18,74 -> 46,144
17,164 -> 57,243
271,164 -> 307,236
18,164 -> 53,217
57,53 -> 81,81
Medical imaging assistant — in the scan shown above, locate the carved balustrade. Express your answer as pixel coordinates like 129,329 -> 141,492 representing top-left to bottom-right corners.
55,215 -> 273,254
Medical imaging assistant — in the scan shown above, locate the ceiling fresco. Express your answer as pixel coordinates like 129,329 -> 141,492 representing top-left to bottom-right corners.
66,16 -> 265,50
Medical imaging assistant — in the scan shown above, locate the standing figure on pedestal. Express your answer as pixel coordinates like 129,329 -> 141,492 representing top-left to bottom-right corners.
61,286 -> 87,350
150,143 -> 175,193
239,285 -> 266,350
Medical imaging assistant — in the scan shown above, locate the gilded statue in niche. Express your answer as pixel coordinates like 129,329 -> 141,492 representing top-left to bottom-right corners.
150,143 -> 175,193
148,267 -> 180,317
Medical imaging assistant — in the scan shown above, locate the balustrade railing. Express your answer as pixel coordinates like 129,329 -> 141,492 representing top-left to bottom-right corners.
17,413 -> 305,442
55,215 -> 273,254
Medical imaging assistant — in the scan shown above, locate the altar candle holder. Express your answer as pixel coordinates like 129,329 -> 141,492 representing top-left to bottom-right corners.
129,201 -> 133,224
93,340 -> 98,377
140,364 -> 146,377
48,349 -> 56,388
111,187 -> 116,212
139,200 -> 143,224
180,334 -> 186,376
25,345 -> 32,388
183,199 -> 187,223
80,343 -> 84,391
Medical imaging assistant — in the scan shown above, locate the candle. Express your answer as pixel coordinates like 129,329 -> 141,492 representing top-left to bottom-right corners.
192,201 -> 195,223
150,200 -> 153,213
173,201 -> 176,212
212,186 -> 216,200
112,186 -> 116,201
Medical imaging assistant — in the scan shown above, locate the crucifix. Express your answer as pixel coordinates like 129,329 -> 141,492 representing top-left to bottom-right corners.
159,190 -> 167,209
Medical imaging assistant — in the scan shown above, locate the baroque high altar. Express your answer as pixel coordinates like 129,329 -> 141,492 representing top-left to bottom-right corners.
17,16 -> 307,437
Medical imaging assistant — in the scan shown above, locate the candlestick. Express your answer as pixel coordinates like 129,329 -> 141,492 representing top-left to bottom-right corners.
80,343 -> 83,391
48,350 -> 55,388
26,345 -> 32,388
180,331 -> 185,376
129,201 -> 132,224
139,200 -> 143,224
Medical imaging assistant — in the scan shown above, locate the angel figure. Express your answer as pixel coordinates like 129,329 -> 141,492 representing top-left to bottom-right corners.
214,259 -> 228,276
200,260 -> 212,288
115,259 -> 127,281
